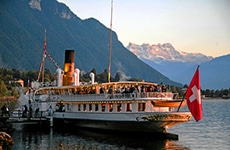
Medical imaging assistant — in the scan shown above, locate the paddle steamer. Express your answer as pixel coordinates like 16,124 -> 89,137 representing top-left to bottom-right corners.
28,50 -> 192,134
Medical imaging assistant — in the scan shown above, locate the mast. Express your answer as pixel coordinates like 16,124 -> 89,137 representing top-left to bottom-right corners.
42,29 -> 46,83
107,0 -> 113,82
37,29 -> 47,82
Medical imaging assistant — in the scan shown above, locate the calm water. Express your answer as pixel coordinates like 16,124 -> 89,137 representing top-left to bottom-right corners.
10,99 -> 230,150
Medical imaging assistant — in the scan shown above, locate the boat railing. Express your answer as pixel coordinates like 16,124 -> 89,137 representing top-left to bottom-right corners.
46,92 -> 174,102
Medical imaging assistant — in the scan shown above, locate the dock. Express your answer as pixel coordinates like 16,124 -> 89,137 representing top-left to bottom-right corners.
0,116 -> 53,130
6,117 -> 47,124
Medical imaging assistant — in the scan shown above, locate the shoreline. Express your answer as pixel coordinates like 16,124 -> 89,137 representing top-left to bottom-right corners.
202,97 -> 229,100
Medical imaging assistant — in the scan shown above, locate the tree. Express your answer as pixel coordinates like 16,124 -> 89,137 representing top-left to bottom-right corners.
11,87 -> 19,98
0,80 -> 8,96
114,72 -> 121,81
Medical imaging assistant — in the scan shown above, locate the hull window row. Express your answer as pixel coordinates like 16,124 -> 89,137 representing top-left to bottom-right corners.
74,103 -> 146,112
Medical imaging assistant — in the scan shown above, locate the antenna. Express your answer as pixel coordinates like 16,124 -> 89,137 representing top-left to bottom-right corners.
107,0 -> 113,82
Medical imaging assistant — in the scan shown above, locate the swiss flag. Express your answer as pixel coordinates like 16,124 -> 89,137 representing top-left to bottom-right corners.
186,66 -> 202,122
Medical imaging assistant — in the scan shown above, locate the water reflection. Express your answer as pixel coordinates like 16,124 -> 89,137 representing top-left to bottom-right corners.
12,127 -> 190,150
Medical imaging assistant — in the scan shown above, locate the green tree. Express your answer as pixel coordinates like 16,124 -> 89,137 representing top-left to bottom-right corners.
11,87 -> 19,98
0,80 -> 8,96
114,72 -> 121,81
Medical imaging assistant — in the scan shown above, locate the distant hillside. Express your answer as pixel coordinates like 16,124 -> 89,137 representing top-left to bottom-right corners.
0,0 -> 181,86
171,54 -> 230,89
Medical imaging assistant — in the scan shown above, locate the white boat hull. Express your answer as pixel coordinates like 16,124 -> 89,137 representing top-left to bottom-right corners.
52,111 -> 191,133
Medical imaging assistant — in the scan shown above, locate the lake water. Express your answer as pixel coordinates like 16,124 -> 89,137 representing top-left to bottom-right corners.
10,99 -> 230,150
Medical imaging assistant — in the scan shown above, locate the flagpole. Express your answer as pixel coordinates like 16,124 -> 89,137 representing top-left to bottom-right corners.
177,97 -> 184,112
184,65 -> 202,122
107,0 -> 113,82
177,88 -> 187,112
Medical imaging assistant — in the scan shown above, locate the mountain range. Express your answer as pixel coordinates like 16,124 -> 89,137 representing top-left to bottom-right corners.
0,0 -> 181,86
127,43 -> 230,89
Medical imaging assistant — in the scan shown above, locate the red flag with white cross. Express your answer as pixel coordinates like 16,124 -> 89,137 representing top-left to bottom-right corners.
186,66 -> 202,122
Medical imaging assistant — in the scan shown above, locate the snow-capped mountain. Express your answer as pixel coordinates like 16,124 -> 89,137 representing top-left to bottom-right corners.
127,43 -> 213,64
126,42 -> 230,89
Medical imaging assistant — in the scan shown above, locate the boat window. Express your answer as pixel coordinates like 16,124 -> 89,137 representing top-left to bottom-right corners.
126,103 -> 132,112
67,104 -> 71,111
78,104 -> 81,111
83,104 -> 86,111
117,103 -> 122,112
138,103 -> 146,111
102,103 -> 105,112
89,104 -> 92,112
109,103 -> 113,112
95,104 -> 98,111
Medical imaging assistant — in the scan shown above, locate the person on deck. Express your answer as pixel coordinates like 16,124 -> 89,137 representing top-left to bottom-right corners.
22,105 -> 28,117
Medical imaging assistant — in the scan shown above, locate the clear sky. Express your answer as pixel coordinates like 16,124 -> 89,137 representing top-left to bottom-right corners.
57,0 -> 230,57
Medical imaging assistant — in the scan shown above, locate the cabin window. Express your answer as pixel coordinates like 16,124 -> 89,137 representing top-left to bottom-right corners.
102,103 -> 105,112
95,104 -> 98,111
117,103 -> 122,112
138,103 -> 146,111
109,103 -> 113,112
126,103 -> 132,112
83,104 -> 86,111
77,104 -> 81,111
67,104 -> 71,111
89,104 -> 92,111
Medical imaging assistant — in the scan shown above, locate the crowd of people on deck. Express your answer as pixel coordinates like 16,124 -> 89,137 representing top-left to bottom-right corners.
99,84 -> 167,98
100,84 -> 167,94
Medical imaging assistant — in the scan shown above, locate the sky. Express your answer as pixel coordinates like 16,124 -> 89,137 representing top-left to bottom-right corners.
57,0 -> 230,57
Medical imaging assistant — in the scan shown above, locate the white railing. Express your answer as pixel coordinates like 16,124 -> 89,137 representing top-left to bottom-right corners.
43,92 -> 174,102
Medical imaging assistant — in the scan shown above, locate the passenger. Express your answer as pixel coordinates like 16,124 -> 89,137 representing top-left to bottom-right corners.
162,85 -> 167,92
129,85 -> 134,93
141,85 -> 145,93
141,85 -> 145,97
100,86 -> 105,94
5,105 -> 10,117
62,105 -> 65,112
55,104 -> 59,111
22,105 -> 28,117
108,86 -> 113,99
116,86 -> 121,93
157,86 -> 162,92
145,86 -> 148,92
108,86 -> 113,94
154,86 -> 158,92
35,108 -> 39,117
114,86 -> 121,98
29,105 -> 33,118
48,106 -> 53,116
125,86 -> 130,93
132,87 -> 139,97
121,86 -> 126,93
1,104 -> 6,117
148,86 -> 151,92
28,99 -> 31,105
1,104 -> 10,117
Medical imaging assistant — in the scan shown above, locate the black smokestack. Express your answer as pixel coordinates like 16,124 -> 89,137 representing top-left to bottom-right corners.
65,50 -> 74,63
63,50 -> 75,86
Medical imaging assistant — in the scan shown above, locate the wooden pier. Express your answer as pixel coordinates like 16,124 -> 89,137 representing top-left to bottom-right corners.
6,117 -> 47,124
1,116 -> 53,129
